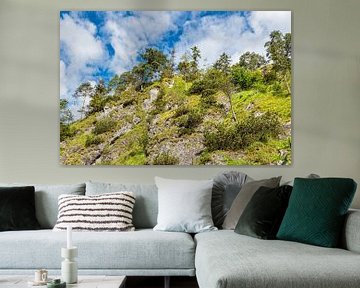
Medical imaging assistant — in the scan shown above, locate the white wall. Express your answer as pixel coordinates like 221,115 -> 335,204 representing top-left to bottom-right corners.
0,0 -> 359,208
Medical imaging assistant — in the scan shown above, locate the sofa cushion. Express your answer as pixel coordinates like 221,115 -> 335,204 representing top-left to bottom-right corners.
234,185 -> 292,239
195,230 -> 360,288
222,177 -> 281,229
212,171 -> 250,228
153,177 -> 216,233
342,209 -> 360,253
277,178 -> 357,247
86,182 -> 158,229
0,186 -> 40,231
53,192 -> 136,232
0,229 -> 195,271
0,183 -> 85,229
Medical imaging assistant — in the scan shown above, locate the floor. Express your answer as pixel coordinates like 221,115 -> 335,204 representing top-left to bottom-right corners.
126,276 -> 199,288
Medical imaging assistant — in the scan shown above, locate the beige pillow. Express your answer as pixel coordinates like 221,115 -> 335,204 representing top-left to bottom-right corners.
222,177 -> 281,230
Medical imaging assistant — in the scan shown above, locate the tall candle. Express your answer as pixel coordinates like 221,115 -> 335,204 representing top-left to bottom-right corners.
67,225 -> 72,249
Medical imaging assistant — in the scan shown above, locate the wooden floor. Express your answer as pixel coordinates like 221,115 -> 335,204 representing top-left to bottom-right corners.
126,276 -> 199,288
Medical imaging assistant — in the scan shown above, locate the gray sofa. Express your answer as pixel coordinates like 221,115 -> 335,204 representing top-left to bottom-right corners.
0,181 -> 360,288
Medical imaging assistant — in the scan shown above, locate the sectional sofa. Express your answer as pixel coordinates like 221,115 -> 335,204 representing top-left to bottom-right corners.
0,180 -> 359,288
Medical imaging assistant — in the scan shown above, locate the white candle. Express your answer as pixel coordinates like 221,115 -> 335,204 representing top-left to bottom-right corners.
67,225 -> 72,249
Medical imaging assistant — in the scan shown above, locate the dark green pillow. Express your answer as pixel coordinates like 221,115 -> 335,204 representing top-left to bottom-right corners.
235,185 -> 292,239
0,186 -> 41,231
277,178 -> 357,247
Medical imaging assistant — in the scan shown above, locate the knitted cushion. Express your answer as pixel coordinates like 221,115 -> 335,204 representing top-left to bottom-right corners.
53,192 -> 135,231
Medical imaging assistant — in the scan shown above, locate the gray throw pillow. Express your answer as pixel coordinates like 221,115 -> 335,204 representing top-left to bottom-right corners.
222,177 -> 281,230
212,171 -> 251,228
0,183 -> 85,228
153,177 -> 217,233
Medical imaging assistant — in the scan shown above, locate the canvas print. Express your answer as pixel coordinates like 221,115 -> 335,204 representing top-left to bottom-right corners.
60,11 -> 292,165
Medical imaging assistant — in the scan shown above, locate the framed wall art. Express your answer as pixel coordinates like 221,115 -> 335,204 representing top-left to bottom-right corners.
60,11 -> 292,166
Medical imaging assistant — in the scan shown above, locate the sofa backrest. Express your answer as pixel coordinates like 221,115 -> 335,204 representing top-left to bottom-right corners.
0,183 -> 86,228
86,181 -> 158,229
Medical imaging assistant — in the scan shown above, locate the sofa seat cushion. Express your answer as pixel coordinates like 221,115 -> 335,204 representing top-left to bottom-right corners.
0,229 -> 195,270
195,230 -> 360,288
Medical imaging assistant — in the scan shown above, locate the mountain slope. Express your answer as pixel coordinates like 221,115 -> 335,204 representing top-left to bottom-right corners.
60,76 -> 291,165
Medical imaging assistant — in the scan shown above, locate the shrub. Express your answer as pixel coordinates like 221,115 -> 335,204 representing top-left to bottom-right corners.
88,95 -> 109,114
153,152 -> 179,165
151,89 -> 166,115
176,110 -> 202,135
85,134 -> 103,147
139,133 -> 149,151
232,67 -> 263,90
188,80 -> 206,95
270,81 -> 284,95
60,124 -> 75,141
198,152 -> 212,165
200,92 -> 217,109
123,98 -> 136,107
94,117 -> 116,135
188,68 -> 222,96
253,83 -> 268,94
174,107 -> 190,118
204,112 -> 282,151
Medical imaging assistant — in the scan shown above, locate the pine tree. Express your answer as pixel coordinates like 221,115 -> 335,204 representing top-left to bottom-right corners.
239,52 -> 266,71
73,82 -> 94,119
265,31 -> 292,94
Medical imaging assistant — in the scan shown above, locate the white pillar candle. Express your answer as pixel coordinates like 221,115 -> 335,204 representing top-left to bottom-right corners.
67,225 -> 72,249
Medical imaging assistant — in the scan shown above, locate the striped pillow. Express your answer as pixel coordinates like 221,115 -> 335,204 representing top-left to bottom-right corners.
53,192 -> 135,232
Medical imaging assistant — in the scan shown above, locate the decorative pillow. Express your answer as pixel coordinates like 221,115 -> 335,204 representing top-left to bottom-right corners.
0,182 -> 86,228
0,186 -> 41,231
235,185 -> 293,239
53,192 -> 136,231
212,171 -> 251,228
153,177 -> 217,233
86,181 -> 158,229
277,178 -> 357,247
222,176 -> 281,230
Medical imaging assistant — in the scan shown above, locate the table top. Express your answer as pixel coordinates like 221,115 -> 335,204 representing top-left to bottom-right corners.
0,275 -> 126,288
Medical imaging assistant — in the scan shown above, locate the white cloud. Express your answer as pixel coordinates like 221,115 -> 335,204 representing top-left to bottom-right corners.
248,11 -> 291,36
59,11 -> 291,120
60,12 -> 107,119
174,11 -> 291,67
104,11 -> 179,74
61,13 -> 104,65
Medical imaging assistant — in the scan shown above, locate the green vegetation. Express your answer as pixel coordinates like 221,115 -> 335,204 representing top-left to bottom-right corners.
153,152 -> 179,165
204,112 -> 282,151
94,117 -> 117,135
60,30 -> 292,165
60,99 -> 75,141
85,134 -> 103,147
175,108 -> 203,136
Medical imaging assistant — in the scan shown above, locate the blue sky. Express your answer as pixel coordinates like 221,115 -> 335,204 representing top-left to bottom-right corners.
60,10 -> 291,118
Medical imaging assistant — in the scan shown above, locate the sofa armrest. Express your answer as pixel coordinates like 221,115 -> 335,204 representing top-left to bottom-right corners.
342,209 -> 360,253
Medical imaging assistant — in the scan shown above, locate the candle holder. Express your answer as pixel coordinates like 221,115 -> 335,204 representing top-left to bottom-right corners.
61,247 -> 78,284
